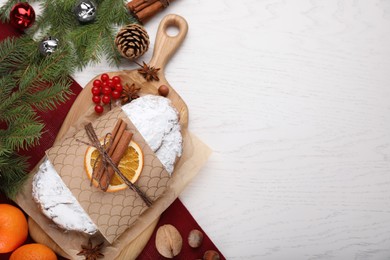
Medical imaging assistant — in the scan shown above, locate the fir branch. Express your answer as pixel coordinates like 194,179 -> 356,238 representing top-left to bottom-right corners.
0,37 -> 36,76
0,75 -> 16,98
16,64 -> 37,90
23,78 -> 73,111
0,113 -> 43,151
0,105 -> 34,124
98,0 -> 136,25
0,37 -> 20,68
68,23 -> 104,68
0,38 -> 25,76
101,26 -> 123,66
33,0 -> 78,38
18,50 -> 72,89
38,52 -> 71,81
0,87 -> 25,113
0,151 -> 29,199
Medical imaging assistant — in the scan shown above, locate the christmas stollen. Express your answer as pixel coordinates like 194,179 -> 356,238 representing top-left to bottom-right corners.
32,95 -> 183,235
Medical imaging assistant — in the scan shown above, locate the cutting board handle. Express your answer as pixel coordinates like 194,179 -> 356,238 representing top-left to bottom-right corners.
149,14 -> 188,70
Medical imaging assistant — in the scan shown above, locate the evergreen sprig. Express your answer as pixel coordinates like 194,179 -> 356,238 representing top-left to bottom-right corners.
0,34 -> 74,198
0,150 -> 29,199
32,0 -> 138,68
0,35 -> 74,198
0,0 -> 141,198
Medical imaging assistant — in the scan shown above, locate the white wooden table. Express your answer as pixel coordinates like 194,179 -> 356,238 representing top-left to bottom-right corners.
6,0 -> 390,259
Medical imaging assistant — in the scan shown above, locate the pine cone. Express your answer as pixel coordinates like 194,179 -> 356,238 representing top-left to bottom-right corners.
115,24 -> 150,60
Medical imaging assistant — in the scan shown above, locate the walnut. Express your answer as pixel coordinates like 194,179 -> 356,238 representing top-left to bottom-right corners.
155,224 -> 182,258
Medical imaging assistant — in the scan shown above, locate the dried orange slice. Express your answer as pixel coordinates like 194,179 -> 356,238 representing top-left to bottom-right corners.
84,140 -> 144,192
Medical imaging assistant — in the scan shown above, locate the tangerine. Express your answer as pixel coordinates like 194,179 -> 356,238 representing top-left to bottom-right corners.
0,204 -> 28,253
9,243 -> 57,260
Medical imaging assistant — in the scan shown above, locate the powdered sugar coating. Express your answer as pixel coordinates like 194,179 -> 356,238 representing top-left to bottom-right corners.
122,95 -> 182,174
32,159 -> 97,234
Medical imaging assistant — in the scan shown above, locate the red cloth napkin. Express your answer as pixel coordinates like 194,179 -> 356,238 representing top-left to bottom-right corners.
0,22 -> 224,260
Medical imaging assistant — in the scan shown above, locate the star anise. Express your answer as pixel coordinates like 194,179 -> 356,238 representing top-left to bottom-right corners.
121,83 -> 141,105
77,238 -> 104,260
136,61 -> 160,81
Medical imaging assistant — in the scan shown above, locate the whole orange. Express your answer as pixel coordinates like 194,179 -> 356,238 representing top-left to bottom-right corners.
0,204 -> 28,253
9,243 -> 57,260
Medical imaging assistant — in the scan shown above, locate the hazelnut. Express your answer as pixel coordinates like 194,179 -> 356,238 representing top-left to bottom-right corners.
188,229 -> 203,248
155,224 -> 182,258
203,250 -> 220,260
158,85 -> 169,97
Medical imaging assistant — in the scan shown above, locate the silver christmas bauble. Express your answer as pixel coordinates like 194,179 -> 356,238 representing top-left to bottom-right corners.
74,0 -> 97,23
39,37 -> 59,56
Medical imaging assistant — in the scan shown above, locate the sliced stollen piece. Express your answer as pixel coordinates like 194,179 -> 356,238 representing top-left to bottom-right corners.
122,95 -> 182,174
32,159 -> 98,235
32,95 -> 182,234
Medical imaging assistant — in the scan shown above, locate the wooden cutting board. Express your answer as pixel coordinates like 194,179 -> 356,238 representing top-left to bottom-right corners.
29,14 -> 189,259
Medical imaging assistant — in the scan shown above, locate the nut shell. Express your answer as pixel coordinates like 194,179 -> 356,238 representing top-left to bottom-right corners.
188,229 -> 203,248
203,250 -> 220,260
155,224 -> 182,258
158,85 -> 170,97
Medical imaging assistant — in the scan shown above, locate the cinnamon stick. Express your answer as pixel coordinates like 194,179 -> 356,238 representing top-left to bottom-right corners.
127,0 -> 145,10
127,0 -> 174,24
109,119 -> 124,147
94,119 -> 126,187
84,123 -> 152,206
128,0 -> 158,12
136,1 -> 163,24
130,0 -> 159,13
101,131 -> 133,191
107,119 -> 127,156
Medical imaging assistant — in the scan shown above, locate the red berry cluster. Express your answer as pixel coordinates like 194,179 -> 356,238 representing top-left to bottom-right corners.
91,74 -> 123,114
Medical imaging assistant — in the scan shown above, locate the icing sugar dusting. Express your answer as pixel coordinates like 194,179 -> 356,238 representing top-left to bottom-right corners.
122,95 -> 182,174
32,159 -> 97,234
